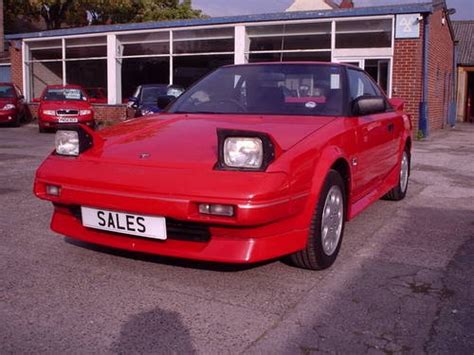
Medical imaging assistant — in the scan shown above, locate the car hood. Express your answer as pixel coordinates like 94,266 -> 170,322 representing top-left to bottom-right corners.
91,113 -> 337,169
0,98 -> 15,106
39,100 -> 92,110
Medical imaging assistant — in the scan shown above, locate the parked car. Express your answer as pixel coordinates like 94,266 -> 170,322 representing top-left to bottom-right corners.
85,87 -> 107,104
126,84 -> 185,119
36,85 -> 95,133
0,82 -> 27,127
34,63 -> 412,270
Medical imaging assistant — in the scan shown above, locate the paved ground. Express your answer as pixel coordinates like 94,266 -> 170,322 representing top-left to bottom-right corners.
1,122 -> 473,354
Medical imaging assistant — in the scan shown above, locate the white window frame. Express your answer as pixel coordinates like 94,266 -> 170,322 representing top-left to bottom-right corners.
21,14 -> 396,105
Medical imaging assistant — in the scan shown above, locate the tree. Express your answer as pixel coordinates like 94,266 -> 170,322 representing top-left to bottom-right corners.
4,0 -> 204,34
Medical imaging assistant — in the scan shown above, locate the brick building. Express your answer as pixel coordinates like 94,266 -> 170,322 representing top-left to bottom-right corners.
6,1 -> 455,136
0,0 -> 12,82
453,21 -> 474,123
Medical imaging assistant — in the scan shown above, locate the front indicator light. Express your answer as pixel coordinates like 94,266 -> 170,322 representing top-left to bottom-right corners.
79,109 -> 92,116
199,203 -> 235,217
55,130 -> 79,156
46,184 -> 61,196
43,110 -> 56,115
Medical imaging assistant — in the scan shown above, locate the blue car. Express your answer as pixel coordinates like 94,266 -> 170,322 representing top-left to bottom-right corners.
126,84 -> 185,119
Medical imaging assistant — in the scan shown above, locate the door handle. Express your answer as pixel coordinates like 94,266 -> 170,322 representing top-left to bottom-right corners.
387,123 -> 394,132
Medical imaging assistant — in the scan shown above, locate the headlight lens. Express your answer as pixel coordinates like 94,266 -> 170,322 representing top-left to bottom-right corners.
1,104 -> 15,111
43,110 -> 56,115
79,109 -> 92,116
141,108 -> 154,116
223,137 -> 263,169
55,130 -> 79,156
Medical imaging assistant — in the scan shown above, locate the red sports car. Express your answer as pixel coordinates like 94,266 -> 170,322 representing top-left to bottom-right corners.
34,63 -> 412,270
36,85 -> 95,133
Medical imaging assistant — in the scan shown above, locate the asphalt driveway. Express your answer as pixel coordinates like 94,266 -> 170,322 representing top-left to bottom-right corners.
1,123 -> 473,354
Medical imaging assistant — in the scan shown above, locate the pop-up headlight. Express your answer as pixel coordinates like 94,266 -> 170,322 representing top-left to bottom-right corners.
216,129 -> 275,171
55,126 -> 93,156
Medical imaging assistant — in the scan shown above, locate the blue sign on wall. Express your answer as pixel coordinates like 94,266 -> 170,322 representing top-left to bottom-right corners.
396,14 -> 421,39
0,65 -> 11,82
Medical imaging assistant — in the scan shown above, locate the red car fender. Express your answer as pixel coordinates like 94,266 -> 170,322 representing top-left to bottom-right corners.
291,144 -> 352,229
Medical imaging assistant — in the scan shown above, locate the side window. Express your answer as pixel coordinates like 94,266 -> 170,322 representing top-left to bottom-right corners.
348,69 -> 377,101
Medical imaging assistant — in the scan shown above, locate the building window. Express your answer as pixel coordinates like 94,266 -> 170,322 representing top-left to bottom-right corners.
65,37 -> 107,98
249,51 -> 331,62
26,40 -> 63,98
26,37 -> 108,100
246,22 -> 331,63
118,32 -> 170,57
173,55 -> 234,88
122,58 -> 170,100
336,19 -> 392,48
173,28 -> 234,54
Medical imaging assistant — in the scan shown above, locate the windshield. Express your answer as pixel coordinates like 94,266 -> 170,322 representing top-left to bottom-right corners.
0,85 -> 15,98
169,64 -> 346,116
141,86 -> 168,105
43,88 -> 86,101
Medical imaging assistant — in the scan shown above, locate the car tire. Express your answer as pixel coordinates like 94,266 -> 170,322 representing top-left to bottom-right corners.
39,126 -> 46,133
289,170 -> 346,270
384,149 -> 410,201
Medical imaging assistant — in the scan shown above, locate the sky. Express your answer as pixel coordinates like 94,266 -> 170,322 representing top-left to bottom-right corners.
192,0 -> 474,20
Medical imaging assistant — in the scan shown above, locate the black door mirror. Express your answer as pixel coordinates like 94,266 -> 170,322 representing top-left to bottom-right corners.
157,95 -> 176,110
352,96 -> 387,116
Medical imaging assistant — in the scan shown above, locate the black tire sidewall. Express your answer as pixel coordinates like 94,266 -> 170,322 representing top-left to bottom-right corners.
397,150 -> 410,198
310,170 -> 346,268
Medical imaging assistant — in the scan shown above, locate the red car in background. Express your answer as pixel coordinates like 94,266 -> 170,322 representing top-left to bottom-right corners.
36,85 -> 95,133
0,83 -> 27,127
85,87 -> 107,104
34,63 -> 412,270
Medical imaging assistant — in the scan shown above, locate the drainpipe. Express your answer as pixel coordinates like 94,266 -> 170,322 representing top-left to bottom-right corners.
448,41 -> 457,127
419,14 -> 430,137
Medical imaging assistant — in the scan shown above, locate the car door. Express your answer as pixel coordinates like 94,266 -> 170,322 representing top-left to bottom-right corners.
347,68 -> 393,201
364,73 -> 404,177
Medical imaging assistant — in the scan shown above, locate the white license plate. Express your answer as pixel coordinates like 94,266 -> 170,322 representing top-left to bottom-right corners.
81,207 -> 167,240
58,117 -> 78,123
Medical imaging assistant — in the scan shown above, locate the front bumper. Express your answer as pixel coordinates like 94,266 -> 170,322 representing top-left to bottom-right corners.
34,160 -> 311,263
0,110 -> 18,123
39,114 -> 95,129
50,204 -> 309,263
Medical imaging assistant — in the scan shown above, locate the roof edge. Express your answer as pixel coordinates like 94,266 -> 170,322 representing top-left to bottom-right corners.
6,2 -> 433,41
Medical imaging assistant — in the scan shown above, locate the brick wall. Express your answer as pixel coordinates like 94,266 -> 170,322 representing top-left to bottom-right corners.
9,41 -> 23,91
392,22 -> 424,132
92,104 -> 127,121
427,8 -> 454,130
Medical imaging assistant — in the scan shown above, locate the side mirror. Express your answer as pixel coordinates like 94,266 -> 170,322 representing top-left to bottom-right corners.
32,98 -> 40,103
388,98 -> 405,111
127,97 -> 138,108
352,96 -> 387,116
157,95 -> 176,110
